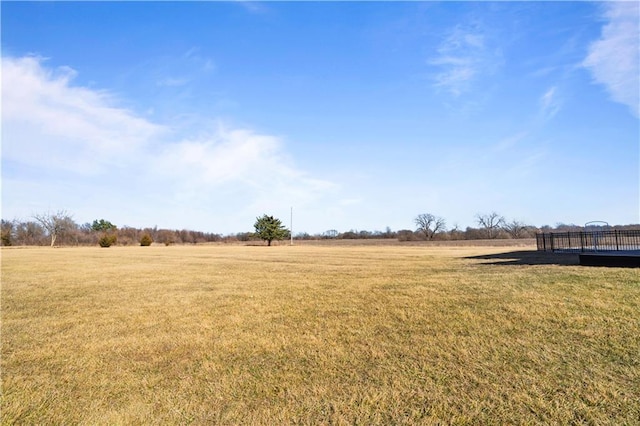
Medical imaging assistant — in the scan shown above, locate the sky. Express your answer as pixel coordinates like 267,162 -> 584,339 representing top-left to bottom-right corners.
2,1 -> 639,235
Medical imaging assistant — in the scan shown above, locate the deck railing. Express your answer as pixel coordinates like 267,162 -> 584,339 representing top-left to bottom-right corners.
536,230 -> 640,252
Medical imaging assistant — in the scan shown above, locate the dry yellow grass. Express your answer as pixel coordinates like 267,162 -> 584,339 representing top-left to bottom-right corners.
2,245 -> 639,424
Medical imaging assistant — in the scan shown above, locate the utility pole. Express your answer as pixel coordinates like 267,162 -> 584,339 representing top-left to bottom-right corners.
290,206 -> 293,246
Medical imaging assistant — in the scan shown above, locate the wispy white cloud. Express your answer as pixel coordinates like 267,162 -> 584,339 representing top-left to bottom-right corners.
152,47 -> 215,88
2,56 -> 164,175
429,24 -> 501,96
233,0 -> 269,15
539,86 -> 561,120
583,2 -> 639,118
493,131 -> 528,152
153,126 -> 334,195
183,47 -> 216,73
150,126 -> 337,224
157,77 -> 189,87
1,55 -> 334,231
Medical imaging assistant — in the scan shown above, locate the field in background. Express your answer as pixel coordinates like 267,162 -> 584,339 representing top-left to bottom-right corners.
249,238 -> 537,247
2,245 -> 638,424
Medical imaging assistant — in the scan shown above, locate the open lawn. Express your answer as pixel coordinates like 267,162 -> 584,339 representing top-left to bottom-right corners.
1,245 -> 639,424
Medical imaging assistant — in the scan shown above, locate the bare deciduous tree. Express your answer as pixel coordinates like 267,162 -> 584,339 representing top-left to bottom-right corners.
415,213 -> 446,240
502,220 -> 528,239
33,210 -> 76,247
475,212 -> 505,239
324,229 -> 339,239
14,221 -> 46,245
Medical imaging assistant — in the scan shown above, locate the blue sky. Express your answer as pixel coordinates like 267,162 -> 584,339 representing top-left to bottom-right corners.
2,1 -> 638,234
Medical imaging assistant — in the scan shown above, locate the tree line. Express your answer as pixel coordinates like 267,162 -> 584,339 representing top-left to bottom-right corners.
294,212 -> 538,242
295,212 -> 639,242
1,210 -> 637,247
0,211 -> 224,247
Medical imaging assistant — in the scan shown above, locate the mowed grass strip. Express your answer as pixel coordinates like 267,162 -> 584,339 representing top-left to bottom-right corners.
1,245 -> 638,424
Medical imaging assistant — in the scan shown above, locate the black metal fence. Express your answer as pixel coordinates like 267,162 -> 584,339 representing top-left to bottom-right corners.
537,230 -> 640,252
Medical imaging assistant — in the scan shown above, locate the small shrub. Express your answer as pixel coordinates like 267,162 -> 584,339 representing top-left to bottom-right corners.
1,232 -> 12,247
140,234 -> 153,246
98,234 -> 117,248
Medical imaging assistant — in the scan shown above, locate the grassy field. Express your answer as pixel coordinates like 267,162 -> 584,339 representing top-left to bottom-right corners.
2,245 -> 638,424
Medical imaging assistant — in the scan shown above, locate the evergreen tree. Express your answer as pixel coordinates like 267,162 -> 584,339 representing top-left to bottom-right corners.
253,214 -> 289,246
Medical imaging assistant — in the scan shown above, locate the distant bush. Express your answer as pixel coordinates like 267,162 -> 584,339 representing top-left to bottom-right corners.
1,220 -> 14,246
98,234 -> 117,248
156,229 -> 176,246
397,230 -> 419,242
140,234 -> 153,246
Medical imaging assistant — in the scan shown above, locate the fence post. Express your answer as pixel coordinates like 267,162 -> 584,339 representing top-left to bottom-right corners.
615,230 -> 619,251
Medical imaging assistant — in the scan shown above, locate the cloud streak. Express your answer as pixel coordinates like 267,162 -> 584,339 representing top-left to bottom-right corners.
539,86 -> 561,120
430,24 -> 501,96
583,2 -> 639,118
